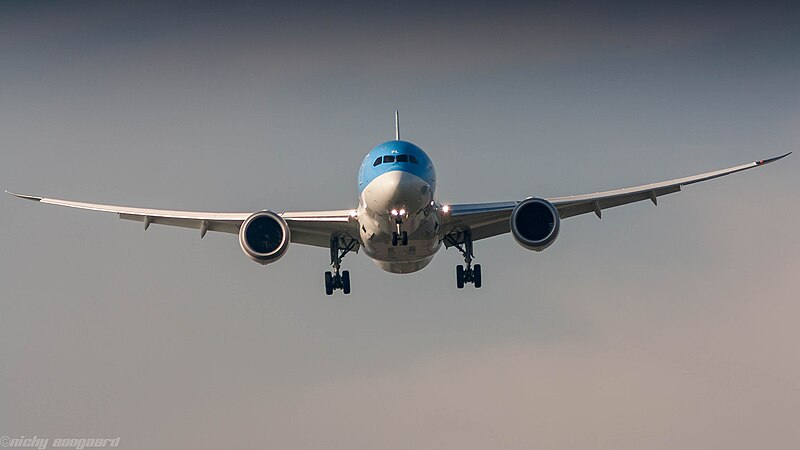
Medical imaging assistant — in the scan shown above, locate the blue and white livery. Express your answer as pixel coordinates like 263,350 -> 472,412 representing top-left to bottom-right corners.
7,112 -> 791,294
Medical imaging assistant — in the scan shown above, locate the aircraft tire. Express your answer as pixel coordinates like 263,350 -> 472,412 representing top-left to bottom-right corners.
324,271 -> 334,295
342,270 -> 351,294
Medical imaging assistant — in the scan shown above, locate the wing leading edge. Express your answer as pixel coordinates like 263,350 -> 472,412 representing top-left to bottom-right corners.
442,152 -> 791,243
5,191 -> 357,248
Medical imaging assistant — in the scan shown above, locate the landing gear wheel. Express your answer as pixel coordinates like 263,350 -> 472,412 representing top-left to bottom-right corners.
446,230 -> 482,290
456,265 -> 465,289
326,236 -> 357,295
401,231 -> 408,246
391,232 -> 399,247
342,270 -> 351,295
324,271 -> 334,295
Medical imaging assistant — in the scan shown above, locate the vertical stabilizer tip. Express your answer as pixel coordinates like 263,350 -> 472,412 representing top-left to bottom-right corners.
395,110 -> 400,141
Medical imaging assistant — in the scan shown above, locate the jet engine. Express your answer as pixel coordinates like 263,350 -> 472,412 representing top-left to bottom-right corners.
510,198 -> 560,251
238,211 -> 291,264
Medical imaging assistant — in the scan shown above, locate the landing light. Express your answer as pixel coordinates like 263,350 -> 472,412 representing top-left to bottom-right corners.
399,209 -> 406,216
442,205 -> 450,213
390,209 -> 399,216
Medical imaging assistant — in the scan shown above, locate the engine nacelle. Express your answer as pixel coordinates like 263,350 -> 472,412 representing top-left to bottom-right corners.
510,198 -> 560,252
238,211 -> 291,265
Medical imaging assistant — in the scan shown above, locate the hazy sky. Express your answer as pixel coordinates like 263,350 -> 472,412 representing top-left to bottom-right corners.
1,1 -> 798,449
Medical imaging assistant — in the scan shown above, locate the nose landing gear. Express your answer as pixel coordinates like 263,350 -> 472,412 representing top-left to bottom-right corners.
325,235 -> 358,295
445,229 -> 482,289
391,220 -> 408,246
391,231 -> 408,246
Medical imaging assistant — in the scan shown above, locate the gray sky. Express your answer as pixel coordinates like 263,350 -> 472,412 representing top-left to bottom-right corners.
1,1 -> 798,449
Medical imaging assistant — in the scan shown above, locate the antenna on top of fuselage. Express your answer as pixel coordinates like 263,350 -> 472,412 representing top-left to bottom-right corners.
394,110 -> 400,140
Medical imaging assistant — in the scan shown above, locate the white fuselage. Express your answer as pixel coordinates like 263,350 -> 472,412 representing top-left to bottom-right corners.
357,171 -> 442,273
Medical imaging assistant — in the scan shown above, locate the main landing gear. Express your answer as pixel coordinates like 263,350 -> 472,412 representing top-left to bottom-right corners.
325,236 -> 357,295
445,230 -> 482,289
391,220 -> 408,246
456,264 -> 481,289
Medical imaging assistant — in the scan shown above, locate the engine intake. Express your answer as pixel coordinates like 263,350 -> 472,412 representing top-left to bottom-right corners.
510,198 -> 560,251
239,211 -> 290,264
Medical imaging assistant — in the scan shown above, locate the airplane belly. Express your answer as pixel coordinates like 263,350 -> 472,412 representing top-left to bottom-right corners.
359,209 -> 443,274
372,256 -> 435,274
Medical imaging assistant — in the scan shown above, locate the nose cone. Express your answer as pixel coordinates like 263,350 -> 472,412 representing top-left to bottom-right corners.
363,170 -> 432,215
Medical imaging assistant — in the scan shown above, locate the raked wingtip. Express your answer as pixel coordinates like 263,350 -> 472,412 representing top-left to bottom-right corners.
755,152 -> 791,166
5,190 -> 43,201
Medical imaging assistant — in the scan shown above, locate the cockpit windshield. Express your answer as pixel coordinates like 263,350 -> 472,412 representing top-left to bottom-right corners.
374,154 -> 419,167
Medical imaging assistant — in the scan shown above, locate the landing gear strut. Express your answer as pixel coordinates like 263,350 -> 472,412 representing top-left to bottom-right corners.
325,236 -> 357,295
445,230 -> 482,289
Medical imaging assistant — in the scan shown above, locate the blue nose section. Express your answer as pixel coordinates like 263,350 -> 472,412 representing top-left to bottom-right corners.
358,140 -> 436,195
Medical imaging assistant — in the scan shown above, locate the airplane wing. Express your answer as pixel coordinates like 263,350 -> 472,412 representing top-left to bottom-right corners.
5,191 -> 358,248
441,152 -> 791,244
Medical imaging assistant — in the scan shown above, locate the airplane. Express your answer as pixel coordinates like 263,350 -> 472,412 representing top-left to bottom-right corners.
7,112 -> 791,295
